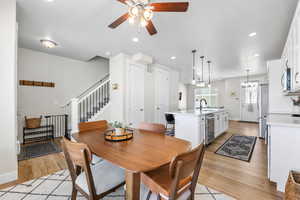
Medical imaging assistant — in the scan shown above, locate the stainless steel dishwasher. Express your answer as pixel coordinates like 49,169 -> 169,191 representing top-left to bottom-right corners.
205,114 -> 215,145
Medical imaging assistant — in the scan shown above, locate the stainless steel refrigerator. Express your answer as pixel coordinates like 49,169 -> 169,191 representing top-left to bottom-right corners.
258,83 -> 269,139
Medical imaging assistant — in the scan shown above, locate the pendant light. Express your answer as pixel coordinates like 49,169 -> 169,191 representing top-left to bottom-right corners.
207,60 -> 212,88
242,69 -> 251,87
191,50 -> 196,85
196,56 -> 206,87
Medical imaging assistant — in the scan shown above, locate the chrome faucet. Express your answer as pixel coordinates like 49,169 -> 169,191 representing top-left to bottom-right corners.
199,98 -> 208,111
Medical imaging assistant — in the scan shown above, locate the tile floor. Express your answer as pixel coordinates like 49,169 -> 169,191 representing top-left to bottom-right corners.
0,170 -> 235,200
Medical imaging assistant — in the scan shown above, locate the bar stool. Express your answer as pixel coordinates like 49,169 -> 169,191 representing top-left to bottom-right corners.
165,114 -> 175,136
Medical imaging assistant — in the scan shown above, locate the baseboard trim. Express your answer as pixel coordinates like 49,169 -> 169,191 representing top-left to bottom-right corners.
229,118 -> 240,121
0,170 -> 17,185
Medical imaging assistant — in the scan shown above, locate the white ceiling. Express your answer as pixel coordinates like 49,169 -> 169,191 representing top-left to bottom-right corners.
16,0 -> 298,80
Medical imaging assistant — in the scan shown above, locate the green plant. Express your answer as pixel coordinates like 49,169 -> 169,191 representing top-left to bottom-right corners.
109,121 -> 123,129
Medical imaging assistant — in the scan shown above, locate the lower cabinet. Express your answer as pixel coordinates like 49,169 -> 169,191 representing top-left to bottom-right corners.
268,125 -> 300,192
214,111 -> 229,138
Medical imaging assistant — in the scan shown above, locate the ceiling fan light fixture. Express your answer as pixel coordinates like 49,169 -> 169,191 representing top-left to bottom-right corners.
129,6 -> 139,17
128,16 -> 135,24
140,17 -> 148,27
143,8 -> 153,20
40,39 -> 58,48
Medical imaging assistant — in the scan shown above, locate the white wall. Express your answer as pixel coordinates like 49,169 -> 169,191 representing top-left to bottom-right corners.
18,48 -> 109,140
178,83 -> 187,110
213,74 -> 267,120
109,53 -> 127,123
170,70 -> 180,111
0,0 -> 18,184
108,53 -> 180,125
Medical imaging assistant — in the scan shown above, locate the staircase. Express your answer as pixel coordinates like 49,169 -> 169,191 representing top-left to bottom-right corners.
63,74 -> 110,134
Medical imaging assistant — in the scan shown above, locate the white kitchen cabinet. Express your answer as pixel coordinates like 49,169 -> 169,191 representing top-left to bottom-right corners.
214,111 -> 229,138
224,112 -> 229,130
268,124 -> 300,192
281,1 -> 300,92
214,113 -> 220,136
173,113 -> 205,148
294,12 -> 300,90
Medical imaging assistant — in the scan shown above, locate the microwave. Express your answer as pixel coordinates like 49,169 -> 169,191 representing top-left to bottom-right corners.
281,61 -> 291,91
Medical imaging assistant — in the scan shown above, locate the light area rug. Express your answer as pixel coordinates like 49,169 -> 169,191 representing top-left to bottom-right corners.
0,169 -> 235,200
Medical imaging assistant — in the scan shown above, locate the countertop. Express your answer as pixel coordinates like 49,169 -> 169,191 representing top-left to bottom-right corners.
166,109 -> 225,116
267,113 -> 300,128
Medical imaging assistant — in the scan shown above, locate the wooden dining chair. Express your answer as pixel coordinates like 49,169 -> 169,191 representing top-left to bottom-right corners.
138,122 -> 166,134
61,138 -> 125,200
78,120 -> 108,165
78,120 -> 108,132
140,143 -> 205,200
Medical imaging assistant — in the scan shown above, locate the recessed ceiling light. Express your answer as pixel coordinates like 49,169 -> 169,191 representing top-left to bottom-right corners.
170,56 -> 176,60
249,32 -> 257,37
132,37 -> 139,42
46,0 -> 54,2
105,51 -> 111,56
40,39 -> 58,48
254,53 -> 260,57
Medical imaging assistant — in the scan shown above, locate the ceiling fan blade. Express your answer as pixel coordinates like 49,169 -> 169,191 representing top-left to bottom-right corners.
146,20 -> 157,35
150,2 -> 189,12
117,0 -> 128,4
117,0 -> 135,6
108,13 -> 129,29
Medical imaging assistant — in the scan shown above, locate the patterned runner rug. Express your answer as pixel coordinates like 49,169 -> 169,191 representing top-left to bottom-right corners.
215,135 -> 257,162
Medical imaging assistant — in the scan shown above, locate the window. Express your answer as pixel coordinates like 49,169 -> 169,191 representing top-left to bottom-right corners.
194,88 -> 219,108
242,81 -> 258,104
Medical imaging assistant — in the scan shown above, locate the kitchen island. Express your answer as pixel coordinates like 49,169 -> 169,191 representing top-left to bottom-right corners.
267,113 -> 300,192
167,109 -> 229,148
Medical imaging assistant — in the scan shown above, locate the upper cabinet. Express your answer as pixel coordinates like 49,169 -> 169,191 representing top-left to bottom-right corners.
281,2 -> 300,92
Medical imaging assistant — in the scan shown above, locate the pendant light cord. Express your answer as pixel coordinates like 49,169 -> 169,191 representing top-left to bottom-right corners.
200,56 -> 204,82
192,50 -> 196,82
208,61 -> 211,84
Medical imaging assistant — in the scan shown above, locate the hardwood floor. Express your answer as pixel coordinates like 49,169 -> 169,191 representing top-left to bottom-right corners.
199,121 -> 283,200
0,139 -> 67,190
0,121 -> 283,199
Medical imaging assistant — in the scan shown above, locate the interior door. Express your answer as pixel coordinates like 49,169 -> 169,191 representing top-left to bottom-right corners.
128,65 -> 145,128
240,81 -> 259,122
155,69 -> 170,124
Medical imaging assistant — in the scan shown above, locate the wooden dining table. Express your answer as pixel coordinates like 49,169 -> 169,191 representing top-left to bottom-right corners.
73,127 -> 191,200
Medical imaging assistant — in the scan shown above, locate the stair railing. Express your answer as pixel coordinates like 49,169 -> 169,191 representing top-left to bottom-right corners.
62,74 -> 110,135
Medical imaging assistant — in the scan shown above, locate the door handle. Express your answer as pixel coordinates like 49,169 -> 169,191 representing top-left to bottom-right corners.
157,107 -> 160,110
140,109 -> 144,111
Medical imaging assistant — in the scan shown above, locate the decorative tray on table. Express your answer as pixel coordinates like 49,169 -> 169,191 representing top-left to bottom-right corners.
104,128 -> 134,142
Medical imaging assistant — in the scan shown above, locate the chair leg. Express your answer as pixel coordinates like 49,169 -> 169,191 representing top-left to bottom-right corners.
146,191 -> 152,200
157,194 -> 161,200
71,186 -> 77,200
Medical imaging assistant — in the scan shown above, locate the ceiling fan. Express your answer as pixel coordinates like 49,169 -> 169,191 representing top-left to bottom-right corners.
108,0 -> 189,36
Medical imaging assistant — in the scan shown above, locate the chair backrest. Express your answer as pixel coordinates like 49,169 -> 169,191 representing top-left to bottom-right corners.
61,138 -> 97,196
165,114 -> 175,123
78,120 -> 108,132
168,144 -> 205,199
138,122 -> 166,134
